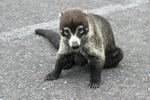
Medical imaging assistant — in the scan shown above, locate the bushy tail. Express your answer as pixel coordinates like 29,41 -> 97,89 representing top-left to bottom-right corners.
35,29 -> 60,49
104,47 -> 123,69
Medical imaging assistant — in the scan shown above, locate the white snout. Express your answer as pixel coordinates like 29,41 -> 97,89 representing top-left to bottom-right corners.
69,35 -> 81,48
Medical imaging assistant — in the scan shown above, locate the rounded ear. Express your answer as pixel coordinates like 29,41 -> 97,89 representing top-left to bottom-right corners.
82,10 -> 88,15
59,12 -> 63,18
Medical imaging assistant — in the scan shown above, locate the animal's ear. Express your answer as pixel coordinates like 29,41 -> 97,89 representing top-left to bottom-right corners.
82,10 -> 88,15
59,12 -> 63,18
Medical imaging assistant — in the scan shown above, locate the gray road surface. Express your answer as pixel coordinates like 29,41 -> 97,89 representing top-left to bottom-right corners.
0,0 -> 150,100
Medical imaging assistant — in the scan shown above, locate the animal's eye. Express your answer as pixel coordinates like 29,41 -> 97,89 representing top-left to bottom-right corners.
78,28 -> 84,34
64,30 -> 69,35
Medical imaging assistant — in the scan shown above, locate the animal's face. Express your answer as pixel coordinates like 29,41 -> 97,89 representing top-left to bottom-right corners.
59,8 -> 89,49
60,25 -> 88,49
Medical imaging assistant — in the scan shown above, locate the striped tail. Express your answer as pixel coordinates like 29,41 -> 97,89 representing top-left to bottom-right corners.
35,29 -> 60,49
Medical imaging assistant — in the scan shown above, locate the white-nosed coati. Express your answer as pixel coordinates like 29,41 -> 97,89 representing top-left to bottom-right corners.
35,8 -> 123,89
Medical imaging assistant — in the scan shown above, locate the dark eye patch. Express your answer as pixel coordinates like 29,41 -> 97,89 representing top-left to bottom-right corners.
64,29 -> 70,35
60,28 -> 71,39
77,30 -> 85,39
78,27 -> 84,34
76,25 -> 88,39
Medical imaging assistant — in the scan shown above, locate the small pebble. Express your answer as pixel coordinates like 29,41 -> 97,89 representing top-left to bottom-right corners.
135,93 -> 141,96
40,60 -> 43,63
64,81 -> 67,84
0,76 -> 3,79
39,64 -> 43,67
85,81 -> 90,84
107,77 -> 111,79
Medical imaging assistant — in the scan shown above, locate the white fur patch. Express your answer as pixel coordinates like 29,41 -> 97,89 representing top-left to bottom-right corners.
78,25 -> 83,28
82,10 -> 88,15
59,13 -> 62,18
64,27 -> 68,30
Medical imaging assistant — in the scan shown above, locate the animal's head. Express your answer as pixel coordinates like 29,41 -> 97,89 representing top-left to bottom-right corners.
59,8 -> 89,49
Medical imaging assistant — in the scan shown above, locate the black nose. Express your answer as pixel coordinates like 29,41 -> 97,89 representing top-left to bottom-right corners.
72,41 -> 79,49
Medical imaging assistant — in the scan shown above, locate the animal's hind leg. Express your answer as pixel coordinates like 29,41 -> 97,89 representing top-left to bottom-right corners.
103,47 -> 123,69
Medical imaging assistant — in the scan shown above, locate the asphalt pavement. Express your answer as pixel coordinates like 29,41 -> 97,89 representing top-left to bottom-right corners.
0,0 -> 150,100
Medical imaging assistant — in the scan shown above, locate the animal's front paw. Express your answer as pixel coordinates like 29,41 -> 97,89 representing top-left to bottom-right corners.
89,82 -> 100,89
43,72 -> 59,81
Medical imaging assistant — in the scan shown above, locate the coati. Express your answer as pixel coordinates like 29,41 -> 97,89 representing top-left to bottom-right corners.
35,8 -> 123,89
